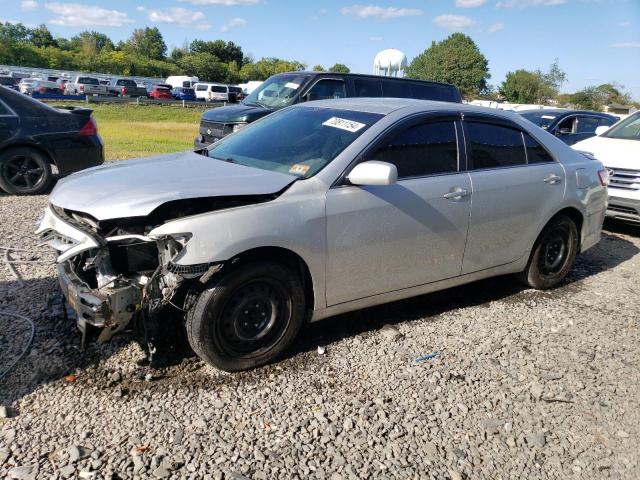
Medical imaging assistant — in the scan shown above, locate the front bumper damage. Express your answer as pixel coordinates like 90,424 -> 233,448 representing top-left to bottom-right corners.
37,205 -> 220,350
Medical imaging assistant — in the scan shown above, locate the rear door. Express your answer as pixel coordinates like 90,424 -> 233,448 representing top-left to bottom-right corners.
461,116 -> 565,273
325,115 -> 472,305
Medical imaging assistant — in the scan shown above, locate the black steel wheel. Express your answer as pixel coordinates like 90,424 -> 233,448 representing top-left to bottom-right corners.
186,261 -> 306,371
0,147 -> 52,195
518,214 -> 578,289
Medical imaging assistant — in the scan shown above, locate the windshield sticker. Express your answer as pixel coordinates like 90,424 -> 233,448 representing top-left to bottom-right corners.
289,164 -> 311,176
284,82 -> 300,89
541,115 -> 556,119
322,117 -> 366,133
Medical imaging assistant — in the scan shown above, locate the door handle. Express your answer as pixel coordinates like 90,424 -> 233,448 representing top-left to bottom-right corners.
442,188 -> 470,200
544,174 -> 562,184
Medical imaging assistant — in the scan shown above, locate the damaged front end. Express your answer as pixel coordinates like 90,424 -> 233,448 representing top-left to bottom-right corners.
36,204 -> 221,349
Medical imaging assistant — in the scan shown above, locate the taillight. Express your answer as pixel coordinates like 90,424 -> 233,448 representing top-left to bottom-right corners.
79,117 -> 98,137
121,87 -> 127,95
598,169 -> 610,186
79,85 -> 84,92
38,87 -> 46,93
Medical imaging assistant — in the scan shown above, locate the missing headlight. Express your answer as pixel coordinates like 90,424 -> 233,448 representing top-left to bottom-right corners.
108,241 -> 159,274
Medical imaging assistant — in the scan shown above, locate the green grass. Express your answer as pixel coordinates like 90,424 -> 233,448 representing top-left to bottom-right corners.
47,102 -> 212,160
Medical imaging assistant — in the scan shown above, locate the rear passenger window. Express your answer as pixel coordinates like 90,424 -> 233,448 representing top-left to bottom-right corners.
599,117 -> 615,126
411,84 -> 452,102
353,78 -> 382,97
381,81 -> 409,98
523,133 -> 554,164
467,122 -> 526,169
371,121 -> 458,178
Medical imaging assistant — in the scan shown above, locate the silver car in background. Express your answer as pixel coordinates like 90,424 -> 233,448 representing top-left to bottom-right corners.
37,99 -> 609,371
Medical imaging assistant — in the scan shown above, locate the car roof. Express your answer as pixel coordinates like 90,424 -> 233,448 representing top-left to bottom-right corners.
276,71 -> 457,89
300,97 -> 526,120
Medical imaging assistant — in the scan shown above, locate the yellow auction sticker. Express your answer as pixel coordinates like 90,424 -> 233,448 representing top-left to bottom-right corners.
289,164 -> 311,176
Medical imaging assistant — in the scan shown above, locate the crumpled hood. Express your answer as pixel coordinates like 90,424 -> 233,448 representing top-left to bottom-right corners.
49,151 -> 296,221
573,136 -> 640,170
201,103 -> 273,123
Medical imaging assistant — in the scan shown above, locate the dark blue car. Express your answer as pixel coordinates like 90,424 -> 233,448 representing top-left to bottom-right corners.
519,109 -> 619,145
172,87 -> 196,101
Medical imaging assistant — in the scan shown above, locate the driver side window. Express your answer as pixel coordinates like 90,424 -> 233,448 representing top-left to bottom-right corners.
369,121 -> 459,179
556,117 -> 575,134
306,79 -> 346,101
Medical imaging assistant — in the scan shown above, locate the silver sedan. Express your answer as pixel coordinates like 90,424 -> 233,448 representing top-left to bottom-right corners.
38,98 -> 609,371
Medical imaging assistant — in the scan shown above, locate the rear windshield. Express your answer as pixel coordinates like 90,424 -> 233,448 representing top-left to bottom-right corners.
0,86 -> 61,115
207,106 -> 382,178
229,86 -> 242,93
78,77 -> 99,85
0,77 -> 15,85
116,79 -> 137,87
211,86 -> 227,93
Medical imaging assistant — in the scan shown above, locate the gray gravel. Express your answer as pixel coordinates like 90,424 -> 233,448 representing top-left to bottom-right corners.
1,192 -> 639,479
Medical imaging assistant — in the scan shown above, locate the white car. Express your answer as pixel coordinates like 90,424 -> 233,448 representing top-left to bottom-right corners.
194,83 -> 231,102
17,78 -> 37,94
573,111 -> 640,223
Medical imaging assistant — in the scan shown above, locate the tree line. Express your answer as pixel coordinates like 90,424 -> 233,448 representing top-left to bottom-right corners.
0,22 -> 319,83
405,33 -> 636,110
0,22 -> 635,109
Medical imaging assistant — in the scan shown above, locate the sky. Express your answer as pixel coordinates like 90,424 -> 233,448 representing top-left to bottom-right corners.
5,0 -> 640,98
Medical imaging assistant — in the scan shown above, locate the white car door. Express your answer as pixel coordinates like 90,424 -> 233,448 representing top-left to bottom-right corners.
325,116 -> 472,306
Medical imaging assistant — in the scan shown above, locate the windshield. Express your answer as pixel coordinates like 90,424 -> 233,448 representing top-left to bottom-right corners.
207,106 -> 382,178
78,77 -> 99,85
603,112 -> 640,140
520,111 -> 559,130
243,74 -> 309,108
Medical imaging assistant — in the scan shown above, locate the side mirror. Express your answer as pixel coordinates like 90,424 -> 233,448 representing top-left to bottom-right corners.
595,125 -> 610,136
347,161 -> 398,186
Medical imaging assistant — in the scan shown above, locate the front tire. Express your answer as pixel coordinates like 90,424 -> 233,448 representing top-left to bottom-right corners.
0,147 -> 52,195
518,214 -> 578,289
186,261 -> 306,372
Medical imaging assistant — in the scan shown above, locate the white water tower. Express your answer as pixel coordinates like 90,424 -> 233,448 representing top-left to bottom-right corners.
373,49 -> 407,77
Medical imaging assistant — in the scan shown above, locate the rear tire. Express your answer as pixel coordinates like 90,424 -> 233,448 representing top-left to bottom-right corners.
0,147 -> 52,195
186,261 -> 306,372
518,214 -> 578,289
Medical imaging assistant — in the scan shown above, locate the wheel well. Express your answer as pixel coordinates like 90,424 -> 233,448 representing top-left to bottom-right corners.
550,207 -> 584,248
227,247 -> 315,313
0,143 -> 56,167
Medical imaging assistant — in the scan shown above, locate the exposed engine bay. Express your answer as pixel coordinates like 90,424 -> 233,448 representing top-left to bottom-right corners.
36,196 -> 276,362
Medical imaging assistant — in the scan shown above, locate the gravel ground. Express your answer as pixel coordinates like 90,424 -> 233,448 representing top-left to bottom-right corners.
1,193 -> 639,480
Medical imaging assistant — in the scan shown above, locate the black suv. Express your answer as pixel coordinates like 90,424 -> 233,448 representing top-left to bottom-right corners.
195,72 -> 462,148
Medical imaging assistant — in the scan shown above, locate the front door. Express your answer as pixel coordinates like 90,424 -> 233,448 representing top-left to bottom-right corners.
325,118 -> 472,306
